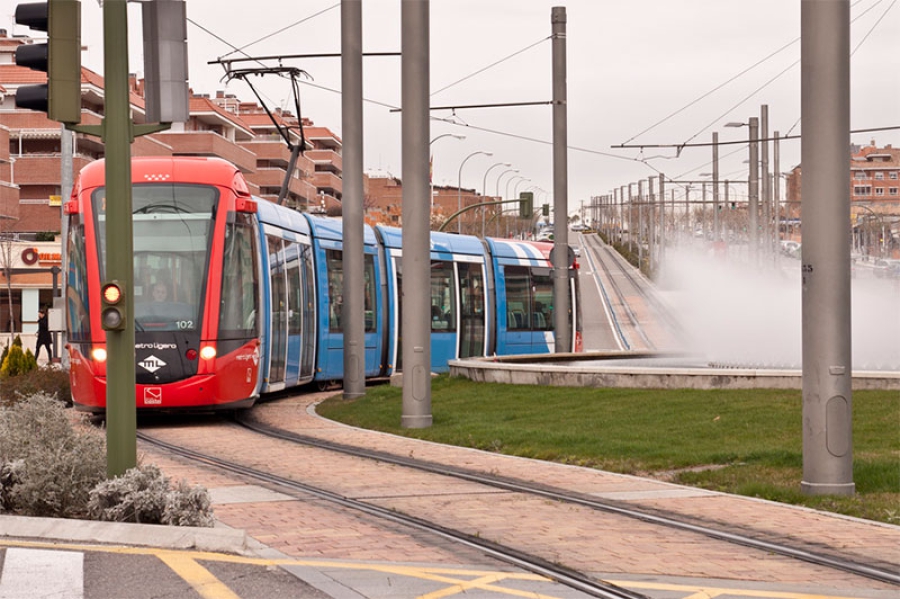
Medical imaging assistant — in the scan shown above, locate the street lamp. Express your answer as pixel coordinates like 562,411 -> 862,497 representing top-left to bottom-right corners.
457,151 -> 492,234
480,162 -> 511,237
430,134 -> 465,215
725,117 -> 759,263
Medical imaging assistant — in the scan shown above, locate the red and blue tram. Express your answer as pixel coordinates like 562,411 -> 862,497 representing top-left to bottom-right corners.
65,156 -> 582,412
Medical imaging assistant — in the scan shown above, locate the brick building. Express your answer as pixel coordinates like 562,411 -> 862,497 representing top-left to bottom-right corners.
783,141 -> 900,257
0,30 -> 344,334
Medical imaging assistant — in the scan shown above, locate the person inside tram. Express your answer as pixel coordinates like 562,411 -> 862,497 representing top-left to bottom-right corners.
151,281 -> 169,303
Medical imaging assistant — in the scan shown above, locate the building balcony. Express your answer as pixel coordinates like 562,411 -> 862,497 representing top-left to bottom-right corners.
306,149 -> 342,174
247,168 -> 317,202
311,171 -> 342,197
152,131 -> 257,173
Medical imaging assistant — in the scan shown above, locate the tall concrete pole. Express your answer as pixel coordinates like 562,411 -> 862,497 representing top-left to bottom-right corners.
400,0 -> 432,428
748,116 -> 759,265
647,176 -> 655,272
800,0 -> 853,496
637,179 -> 644,267
761,105 -> 771,259
551,6 -> 570,352
712,132 -> 720,240
341,0 -> 365,399
658,174 -> 665,265
59,126 -> 73,366
773,131 -> 781,249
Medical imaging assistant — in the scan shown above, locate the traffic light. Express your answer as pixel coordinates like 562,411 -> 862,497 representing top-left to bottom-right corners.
519,191 -> 533,218
542,203 -> 550,217
14,0 -> 82,124
100,281 -> 127,331
142,0 -> 189,123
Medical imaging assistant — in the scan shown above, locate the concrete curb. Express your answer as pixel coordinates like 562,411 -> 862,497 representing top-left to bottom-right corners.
0,514 -> 249,554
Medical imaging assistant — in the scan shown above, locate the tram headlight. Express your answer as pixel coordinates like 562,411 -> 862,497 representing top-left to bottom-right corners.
199,346 -> 217,360
91,347 -> 108,362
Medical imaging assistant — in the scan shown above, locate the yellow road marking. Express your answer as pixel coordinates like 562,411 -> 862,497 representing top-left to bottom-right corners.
415,572 -> 563,599
154,551 -> 242,599
0,538 -> 881,599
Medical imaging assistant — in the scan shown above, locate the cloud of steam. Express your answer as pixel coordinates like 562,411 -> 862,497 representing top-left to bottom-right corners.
657,246 -> 900,371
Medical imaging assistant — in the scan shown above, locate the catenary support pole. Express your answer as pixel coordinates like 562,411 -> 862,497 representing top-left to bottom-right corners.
551,6 -> 570,352
400,0 -> 432,428
341,0 -> 365,399
800,0 -> 854,496
748,116 -> 759,266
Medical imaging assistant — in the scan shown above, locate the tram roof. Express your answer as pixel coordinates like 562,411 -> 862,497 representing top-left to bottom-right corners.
485,238 -> 553,266
376,226 -> 486,258
78,157 -> 247,191
303,214 -> 378,245
255,197 -> 312,236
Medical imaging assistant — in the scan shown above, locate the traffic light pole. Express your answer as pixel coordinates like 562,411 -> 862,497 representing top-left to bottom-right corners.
437,198 -> 530,233
100,0 -> 136,478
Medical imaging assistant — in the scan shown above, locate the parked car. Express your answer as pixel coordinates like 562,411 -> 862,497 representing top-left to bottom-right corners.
873,258 -> 900,278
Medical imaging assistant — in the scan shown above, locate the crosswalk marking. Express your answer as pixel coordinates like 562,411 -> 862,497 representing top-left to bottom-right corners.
0,548 -> 83,599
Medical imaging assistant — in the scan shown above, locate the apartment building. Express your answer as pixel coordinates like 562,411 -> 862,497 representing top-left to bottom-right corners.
0,30 -> 343,333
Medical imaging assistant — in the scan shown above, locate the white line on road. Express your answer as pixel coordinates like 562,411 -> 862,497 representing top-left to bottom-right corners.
0,548 -> 83,599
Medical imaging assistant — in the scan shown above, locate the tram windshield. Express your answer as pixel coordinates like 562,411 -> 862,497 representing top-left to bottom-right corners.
92,184 -> 217,332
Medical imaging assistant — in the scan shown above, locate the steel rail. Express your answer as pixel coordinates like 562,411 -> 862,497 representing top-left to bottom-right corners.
235,417 -> 900,586
136,430 -> 650,599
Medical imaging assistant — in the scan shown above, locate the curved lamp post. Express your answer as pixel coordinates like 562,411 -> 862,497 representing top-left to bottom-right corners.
430,134 -> 465,215
480,162 -> 511,237
457,151 -> 492,234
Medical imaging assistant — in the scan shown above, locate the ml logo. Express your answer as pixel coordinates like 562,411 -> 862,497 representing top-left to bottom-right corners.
138,355 -> 167,373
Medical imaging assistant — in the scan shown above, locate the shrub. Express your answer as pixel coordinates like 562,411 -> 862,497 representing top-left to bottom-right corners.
88,464 -> 214,527
0,343 -> 38,378
0,393 -> 214,527
0,394 -> 106,518
0,366 -> 72,407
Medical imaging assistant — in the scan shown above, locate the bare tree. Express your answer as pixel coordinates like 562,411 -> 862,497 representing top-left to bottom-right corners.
0,217 -> 18,333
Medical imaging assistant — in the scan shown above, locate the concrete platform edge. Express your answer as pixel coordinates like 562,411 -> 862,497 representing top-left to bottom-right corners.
0,513 -> 249,554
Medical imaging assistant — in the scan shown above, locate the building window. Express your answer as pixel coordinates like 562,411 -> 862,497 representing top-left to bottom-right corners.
875,187 -> 884,196
889,188 -> 898,195
853,186 -> 872,196
875,172 -> 884,180
890,172 -> 898,180
854,171 -> 867,179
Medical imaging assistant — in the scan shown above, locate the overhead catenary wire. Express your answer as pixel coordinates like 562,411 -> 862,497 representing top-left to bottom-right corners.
619,0 -> 896,151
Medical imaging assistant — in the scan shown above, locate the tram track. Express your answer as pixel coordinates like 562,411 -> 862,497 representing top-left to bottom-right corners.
579,234 -> 685,352
231,414 -> 900,587
136,426 -> 651,599
138,411 -> 899,590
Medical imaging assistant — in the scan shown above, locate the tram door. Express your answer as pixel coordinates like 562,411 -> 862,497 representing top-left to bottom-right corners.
299,244 -> 316,380
267,236 -> 287,387
458,262 -> 486,358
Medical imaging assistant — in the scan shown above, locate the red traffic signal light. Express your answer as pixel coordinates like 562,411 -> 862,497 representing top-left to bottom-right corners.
100,281 -> 127,331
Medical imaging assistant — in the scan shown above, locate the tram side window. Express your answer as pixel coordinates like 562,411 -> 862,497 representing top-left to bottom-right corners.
504,266 -> 531,331
326,250 -> 376,333
430,261 -> 455,332
285,244 -> 302,336
503,265 -> 553,331
66,218 -> 91,342
530,267 -> 553,331
219,214 -> 259,337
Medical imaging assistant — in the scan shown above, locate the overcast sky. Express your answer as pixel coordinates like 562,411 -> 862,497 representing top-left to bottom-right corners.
65,1 -> 900,211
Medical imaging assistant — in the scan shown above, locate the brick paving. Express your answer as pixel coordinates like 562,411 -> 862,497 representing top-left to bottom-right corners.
136,392 -> 899,592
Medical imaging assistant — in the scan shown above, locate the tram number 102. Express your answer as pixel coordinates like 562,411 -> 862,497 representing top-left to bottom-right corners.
176,320 -> 193,330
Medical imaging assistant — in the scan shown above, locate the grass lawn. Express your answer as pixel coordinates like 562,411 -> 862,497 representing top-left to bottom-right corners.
317,376 -> 900,524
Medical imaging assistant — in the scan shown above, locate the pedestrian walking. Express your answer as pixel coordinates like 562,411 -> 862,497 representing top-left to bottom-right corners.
35,307 -> 53,363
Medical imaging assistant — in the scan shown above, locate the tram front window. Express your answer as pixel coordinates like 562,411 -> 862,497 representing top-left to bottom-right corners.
92,184 -> 217,332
